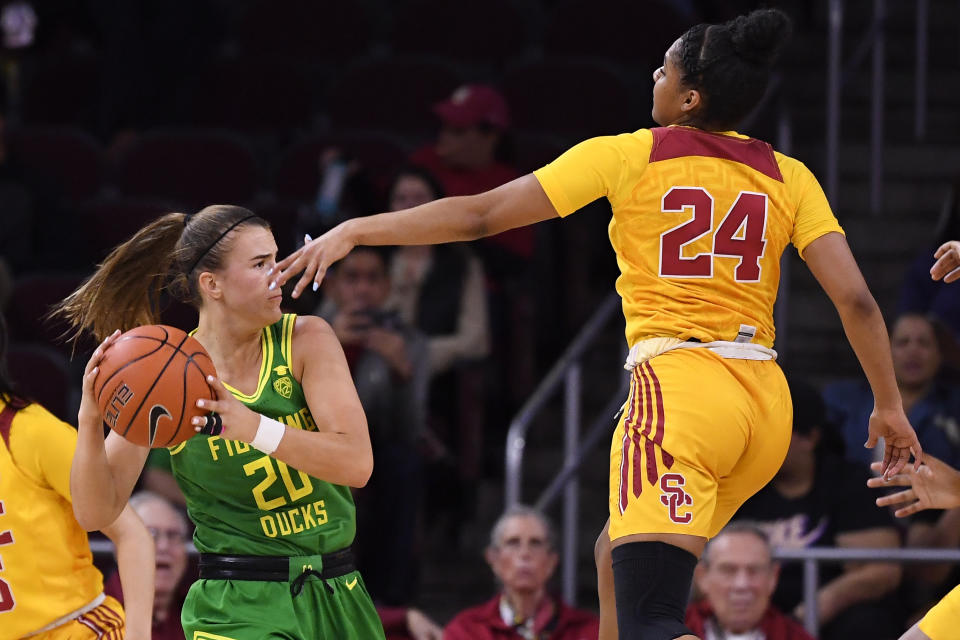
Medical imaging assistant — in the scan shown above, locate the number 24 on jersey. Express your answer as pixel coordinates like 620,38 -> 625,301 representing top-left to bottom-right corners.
659,187 -> 768,282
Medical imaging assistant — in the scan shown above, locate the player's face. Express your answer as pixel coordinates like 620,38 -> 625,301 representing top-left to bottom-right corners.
217,225 -> 282,324
486,515 -> 558,594
651,39 -> 689,127
697,533 -> 777,633
136,500 -> 189,597
891,315 -> 941,388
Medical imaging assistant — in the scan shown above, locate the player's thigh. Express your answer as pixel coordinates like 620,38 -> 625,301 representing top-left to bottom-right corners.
34,596 -> 125,640
608,350 -> 759,540
183,574 -> 386,640
709,360 -> 791,537
917,584 -> 960,640
182,580 -> 299,640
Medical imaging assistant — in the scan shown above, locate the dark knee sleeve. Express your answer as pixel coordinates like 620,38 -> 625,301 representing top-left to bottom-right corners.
611,541 -> 698,640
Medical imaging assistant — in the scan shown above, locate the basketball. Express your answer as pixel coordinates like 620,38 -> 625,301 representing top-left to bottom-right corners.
94,325 -> 218,448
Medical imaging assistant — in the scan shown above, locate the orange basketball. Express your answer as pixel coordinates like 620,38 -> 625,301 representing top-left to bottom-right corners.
94,325 -> 218,448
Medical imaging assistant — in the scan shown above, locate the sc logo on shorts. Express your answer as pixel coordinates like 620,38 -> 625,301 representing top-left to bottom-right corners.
659,473 -> 693,524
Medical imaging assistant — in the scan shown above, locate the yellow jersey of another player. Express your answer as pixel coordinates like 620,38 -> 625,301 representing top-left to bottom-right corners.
0,400 -> 105,638
534,125 -> 843,349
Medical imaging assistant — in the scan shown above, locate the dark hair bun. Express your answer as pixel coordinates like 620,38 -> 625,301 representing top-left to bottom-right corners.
727,8 -> 792,67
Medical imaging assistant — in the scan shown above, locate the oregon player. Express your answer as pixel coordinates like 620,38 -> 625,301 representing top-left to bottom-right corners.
60,206 -> 384,639
174,313 -> 380,638
274,9 -> 922,640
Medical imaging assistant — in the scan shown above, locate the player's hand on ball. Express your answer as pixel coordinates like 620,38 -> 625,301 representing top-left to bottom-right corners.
274,223 -> 356,299
931,240 -> 960,283
868,454 -> 960,516
77,329 -> 121,430
192,376 -> 259,443
865,406 -> 922,479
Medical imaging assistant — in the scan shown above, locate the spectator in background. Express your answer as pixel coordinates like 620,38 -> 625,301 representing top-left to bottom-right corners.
443,505 -> 599,640
106,491 -> 190,640
687,522 -> 814,640
411,84 -> 535,417
386,166 -> 490,378
385,166 -> 491,542
320,245 -> 429,605
824,313 -> 960,470
736,378 -> 903,640
899,179 -> 960,339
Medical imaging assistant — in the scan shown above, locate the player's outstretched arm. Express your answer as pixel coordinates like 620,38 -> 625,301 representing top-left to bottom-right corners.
71,331 -> 150,530
101,504 -> 154,640
868,455 -> 960,517
274,174 -> 559,298
803,232 -> 922,477
931,240 -> 960,282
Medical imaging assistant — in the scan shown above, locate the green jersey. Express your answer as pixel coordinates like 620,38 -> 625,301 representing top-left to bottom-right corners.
170,313 -> 356,556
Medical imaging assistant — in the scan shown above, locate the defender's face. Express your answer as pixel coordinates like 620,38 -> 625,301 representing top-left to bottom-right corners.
652,39 -> 689,127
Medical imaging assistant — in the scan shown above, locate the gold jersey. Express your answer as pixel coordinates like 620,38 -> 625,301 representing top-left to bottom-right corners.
534,125 -> 843,349
0,401 -> 104,638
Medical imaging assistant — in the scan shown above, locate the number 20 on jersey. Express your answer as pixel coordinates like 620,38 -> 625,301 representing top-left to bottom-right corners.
659,187 -> 768,282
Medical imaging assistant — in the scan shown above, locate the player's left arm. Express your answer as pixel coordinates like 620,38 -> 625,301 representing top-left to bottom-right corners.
797,527 -> 901,624
804,232 -> 922,477
100,504 -> 154,640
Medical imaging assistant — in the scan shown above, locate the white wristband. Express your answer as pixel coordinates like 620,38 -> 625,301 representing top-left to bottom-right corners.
251,415 -> 285,454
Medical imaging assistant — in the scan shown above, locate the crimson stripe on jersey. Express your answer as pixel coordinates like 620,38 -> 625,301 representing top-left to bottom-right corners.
650,127 -> 784,183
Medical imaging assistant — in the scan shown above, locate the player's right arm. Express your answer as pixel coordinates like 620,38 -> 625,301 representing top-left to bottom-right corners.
71,331 -> 150,531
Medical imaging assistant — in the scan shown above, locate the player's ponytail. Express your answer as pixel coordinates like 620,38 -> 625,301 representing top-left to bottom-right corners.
676,8 -> 792,130
56,213 -> 186,343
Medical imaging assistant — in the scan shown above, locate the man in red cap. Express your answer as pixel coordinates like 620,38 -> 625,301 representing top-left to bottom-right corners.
410,84 -> 532,262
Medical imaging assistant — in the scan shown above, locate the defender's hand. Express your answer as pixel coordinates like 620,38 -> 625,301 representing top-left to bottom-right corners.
274,224 -> 357,299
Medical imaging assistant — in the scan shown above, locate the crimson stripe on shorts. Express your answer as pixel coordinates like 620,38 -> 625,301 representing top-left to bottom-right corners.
632,367 -> 651,498
90,602 -> 123,637
618,372 -> 637,513
78,614 -> 104,637
645,363 -> 675,468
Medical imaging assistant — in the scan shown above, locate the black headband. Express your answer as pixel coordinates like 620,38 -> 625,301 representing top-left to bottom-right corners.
187,214 -> 256,275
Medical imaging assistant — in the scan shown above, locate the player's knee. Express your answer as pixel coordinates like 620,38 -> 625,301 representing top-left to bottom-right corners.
611,541 -> 698,640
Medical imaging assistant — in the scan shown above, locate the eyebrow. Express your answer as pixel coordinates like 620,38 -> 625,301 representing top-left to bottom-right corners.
249,252 -> 276,262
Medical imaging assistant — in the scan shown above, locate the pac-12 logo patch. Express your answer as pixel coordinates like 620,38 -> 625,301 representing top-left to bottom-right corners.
273,377 -> 292,399
659,473 -> 693,524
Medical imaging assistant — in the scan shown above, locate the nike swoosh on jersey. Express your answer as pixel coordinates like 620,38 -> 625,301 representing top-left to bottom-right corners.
345,577 -> 358,590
